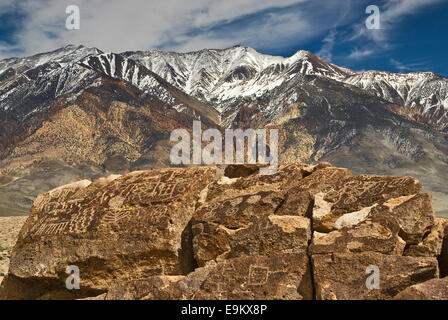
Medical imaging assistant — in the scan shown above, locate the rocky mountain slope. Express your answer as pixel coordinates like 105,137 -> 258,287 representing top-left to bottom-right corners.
0,45 -> 447,216
345,71 -> 448,132
2,164 -> 448,300
123,46 -> 355,107
125,46 -> 448,132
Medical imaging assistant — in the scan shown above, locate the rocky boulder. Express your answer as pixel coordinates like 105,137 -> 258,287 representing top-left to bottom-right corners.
309,214 -> 406,255
371,193 -> 435,245
437,218 -> 448,277
105,253 -> 313,300
0,162 -> 445,300
0,167 -> 216,299
312,175 -> 422,233
393,277 -> 448,300
404,218 -> 445,257
312,252 -> 439,300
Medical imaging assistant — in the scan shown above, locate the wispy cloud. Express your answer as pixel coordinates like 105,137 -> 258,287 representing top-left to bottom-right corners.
350,0 -> 444,43
390,58 -> 429,73
165,9 -> 314,53
0,0 -> 365,60
341,0 -> 444,65
317,30 -> 337,62
348,48 -> 374,59
0,0 -> 316,59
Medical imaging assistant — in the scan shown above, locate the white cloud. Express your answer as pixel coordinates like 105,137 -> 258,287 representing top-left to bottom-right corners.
317,30 -> 337,62
348,48 -> 373,59
0,0 -> 314,59
0,0 -> 442,64
390,58 -> 429,73
381,0 -> 443,26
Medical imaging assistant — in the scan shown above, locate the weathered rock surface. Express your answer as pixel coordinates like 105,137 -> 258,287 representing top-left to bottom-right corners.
191,163 -> 316,266
0,167 -> 216,299
0,217 -> 27,286
404,218 -> 444,257
393,277 -> 448,300
312,175 -> 422,233
437,218 -> 448,277
309,214 -> 406,255
0,162 -> 445,300
105,253 -> 313,300
312,252 -> 439,300
371,193 -> 435,245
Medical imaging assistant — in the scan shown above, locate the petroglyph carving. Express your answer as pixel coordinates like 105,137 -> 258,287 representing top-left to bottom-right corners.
249,265 -> 269,285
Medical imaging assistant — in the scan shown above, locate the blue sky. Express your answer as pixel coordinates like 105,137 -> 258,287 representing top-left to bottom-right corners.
0,0 -> 446,76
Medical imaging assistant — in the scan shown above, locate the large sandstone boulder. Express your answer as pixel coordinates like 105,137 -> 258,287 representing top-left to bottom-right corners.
312,252 -> 439,300
312,175 -> 422,233
191,163 -> 319,266
404,218 -> 444,257
105,253 -> 313,300
193,215 -> 311,266
393,277 -> 448,300
371,193 -> 435,245
0,167 -> 216,299
309,214 -> 406,255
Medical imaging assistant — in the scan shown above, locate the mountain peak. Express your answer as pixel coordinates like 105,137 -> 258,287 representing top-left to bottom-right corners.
290,49 -> 312,59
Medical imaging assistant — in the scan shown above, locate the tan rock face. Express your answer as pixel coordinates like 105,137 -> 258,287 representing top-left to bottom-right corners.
105,253 -> 313,300
0,162 -> 444,300
0,167 -> 216,299
312,175 -> 422,233
371,193 -> 435,245
0,217 -> 27,286
393,277 -> 448,300
191,163 -> 317,266
404,218 -> 444,257
312,252 -> 439,300
309,214 -> 406,255
437,218 -> 448,277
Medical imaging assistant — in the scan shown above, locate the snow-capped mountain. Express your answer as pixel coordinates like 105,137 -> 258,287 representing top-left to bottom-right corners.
1,44 -> 447,131
124,46 -> 448,132
345,71 -> 448,132
0,44 -> 102,76
81,53 -> 177,105
0,45 -> 218,123
0,45 -> 103,118
123,46 -> 355,108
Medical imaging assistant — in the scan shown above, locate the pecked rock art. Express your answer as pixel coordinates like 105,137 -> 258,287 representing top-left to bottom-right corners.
0,167 -> 216,299
311,175 -> 422,232
1,162 -> 447,300
105,253 -> 313,300
312,252 -> 439,300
